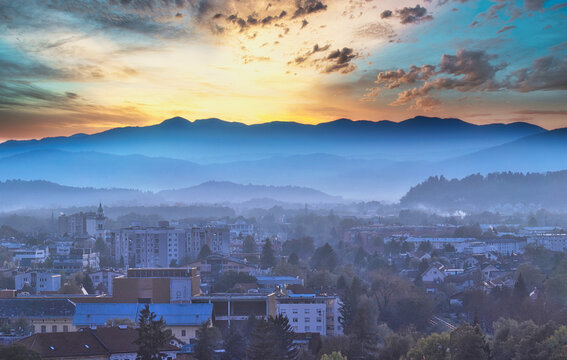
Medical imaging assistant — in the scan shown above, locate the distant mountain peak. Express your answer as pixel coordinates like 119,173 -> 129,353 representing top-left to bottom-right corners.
159,116 -> 191,127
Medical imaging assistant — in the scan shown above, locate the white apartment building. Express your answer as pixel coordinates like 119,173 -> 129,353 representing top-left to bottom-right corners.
12,247 -> 49,265
527,234 -> 567,252
89,269 -> 125,295
15,271 -> 61,293
276,294 -> 343,336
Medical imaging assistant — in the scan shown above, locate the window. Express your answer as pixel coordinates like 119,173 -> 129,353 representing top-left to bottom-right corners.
181,330 -> 186,337
304,318 -> 310,323
292,318 -> 298,323
41,325 -> 46,333
317,317 -> 322,323
52,325 -> 57,332
304,309 -> 310,314
63,325 -> 69,332
305,326 -> 310,331
292,309 -> 298,314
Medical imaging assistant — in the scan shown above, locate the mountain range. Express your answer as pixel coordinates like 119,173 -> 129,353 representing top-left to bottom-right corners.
0,116 -> 565,202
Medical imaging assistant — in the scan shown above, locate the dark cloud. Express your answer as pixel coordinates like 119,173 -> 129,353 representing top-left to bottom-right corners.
524,0 -> 547,10
321,48 -> 358,74
292,43 -> 331,64
506,56 -> 567,92
396,5 -> 433,24
381,5 -> 433,24
513,109 -> 567,115
0,81 -> 79,110
374,50 -> 506,107
301,19 -> 309,28
497,25 -> 515,33
292,0 -> 328,19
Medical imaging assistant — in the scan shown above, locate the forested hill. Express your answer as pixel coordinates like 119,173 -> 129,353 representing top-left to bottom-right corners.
400,171 -> 567,210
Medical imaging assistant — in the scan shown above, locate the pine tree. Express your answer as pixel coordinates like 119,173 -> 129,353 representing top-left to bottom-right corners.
222,326 -> 246,360
194,321 -> 220,360
247,319 -> 277,360
243,235 -> 257,254
513,273 -> 528,299
81,273 -> 95,294
269,314 -> 298,360
135,305 -> 173,360
260,238 -> 276,269
198,244 -> 212,259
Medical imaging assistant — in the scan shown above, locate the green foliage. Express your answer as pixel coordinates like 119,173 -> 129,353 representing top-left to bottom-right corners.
379,333 -> 413,360
260,238 -> 276,269
247,316 -> 298,360
135,304 -> 173,360
213,271 -> 257,293
222,326 -> 246,360
407,332 -> 450,360
80,272 -> 95,295
310,243 -> 338,271
194,321 -> 221,360
243,235 -> 257,254
449,324 -> 490,360
0,343 -> 41,360
288,252 -> 299,265
283,237 -> 315,259
320,352 -> 348,360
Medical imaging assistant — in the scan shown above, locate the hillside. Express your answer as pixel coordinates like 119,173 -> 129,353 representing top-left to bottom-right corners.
400,171 -> 567,211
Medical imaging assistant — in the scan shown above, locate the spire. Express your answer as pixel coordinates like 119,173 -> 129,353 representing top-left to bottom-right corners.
97,202 -> 104,217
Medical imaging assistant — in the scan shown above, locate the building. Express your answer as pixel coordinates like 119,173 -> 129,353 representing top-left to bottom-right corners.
0,298 -> 76,334
256,276 -> 304,293
58,204 -> 106,239
191,293 -> 276,330
118,224 -> 230,268
421,264 -> 446,283
73,303 -> 213,344
106,268 -> 200,304
89,270 -> 125,295
527,234 -> 567,252
12,247 -> 49,266
275,294 -> 343,336
18,326 -> 179,360
187,254 -> 257,285
53,248 -> 100,273
15,271 -> 61,293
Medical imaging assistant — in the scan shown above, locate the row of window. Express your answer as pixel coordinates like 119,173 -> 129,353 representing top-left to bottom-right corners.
40,325 -> 69,333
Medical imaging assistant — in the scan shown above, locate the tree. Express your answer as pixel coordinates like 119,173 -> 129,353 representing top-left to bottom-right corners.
379,333 -> 413,360
310,243 -> 338,271
449,324 -> 490,360
288,253 -> 299,265
213,271 -> 257,293
80,273 -> 95,295
198,245 -> 212,260
269,314 -> 298,360
513,273 -> 528,299
407,332 -> 450,360
320,352 -> 348,360
222,326 -> 246,360
243,235 -> 257,254
135,304 -> 173,360
0,343 -> 41,360
260,238 -> 276,269
247,319 -> 278,360
194,321 -> 220,360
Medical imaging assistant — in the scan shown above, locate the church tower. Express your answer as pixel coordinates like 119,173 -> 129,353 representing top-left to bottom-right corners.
95,202 -> 106,240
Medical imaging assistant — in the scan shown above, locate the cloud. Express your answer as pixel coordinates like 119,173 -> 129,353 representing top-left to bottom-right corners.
497,25 -> 515,33
292,0 -> 328,19
506,56 -> 567,92
0,81 -> 80,110
355,22 -> 396,39
380,5 -> 433,24
291,43 -> 331,64
524,0 -> 547,10
375,49 -> 506,108
512,109 -> 567,115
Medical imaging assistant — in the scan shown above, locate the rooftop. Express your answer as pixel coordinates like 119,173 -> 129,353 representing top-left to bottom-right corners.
0,298 -> 75,319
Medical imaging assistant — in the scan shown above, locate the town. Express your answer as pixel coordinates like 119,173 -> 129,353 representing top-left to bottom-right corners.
1,203 -> 566,359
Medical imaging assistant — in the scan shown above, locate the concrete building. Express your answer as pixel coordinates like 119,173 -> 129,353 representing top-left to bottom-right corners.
89,270 -> 125,295
256,276 -> 304,293
57,204 -> 106,239
187,254 -> 257,285
118,223 -> 230,268
12,247 -> 49,266
527,234 -> 567,252
110,268 -> 201,303
53,248 -> 100,273
191,293 -> 276,330
73,303 -> 213,344
276,294 -> 343,336
15,271 -> 61,293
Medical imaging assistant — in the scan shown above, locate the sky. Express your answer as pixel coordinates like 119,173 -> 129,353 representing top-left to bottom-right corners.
0,0 -> 566,141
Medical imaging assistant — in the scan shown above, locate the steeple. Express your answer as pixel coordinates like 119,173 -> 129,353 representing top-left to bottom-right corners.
97,202 -> 104,217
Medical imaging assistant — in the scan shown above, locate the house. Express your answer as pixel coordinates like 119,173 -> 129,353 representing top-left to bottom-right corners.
89,269 -> 125,295
0,298 -> 76,334
18,326 -> 179,360
421,265 -> 446,283
256,276 -> 304,293
187,254 -> 257,285
481,264 -> 500,280
73,303 -> 213,344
